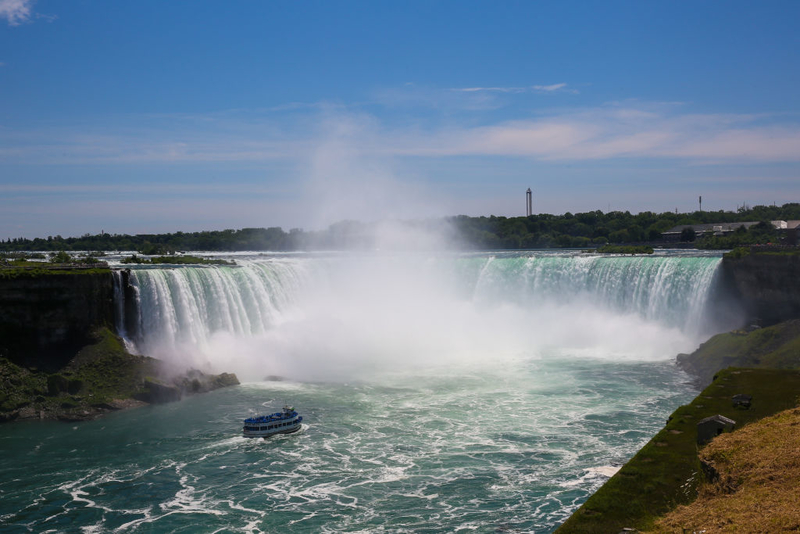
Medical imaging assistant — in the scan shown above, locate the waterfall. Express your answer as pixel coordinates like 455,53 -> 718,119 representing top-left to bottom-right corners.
467,254 -> 722,334
113,252 -> 728,377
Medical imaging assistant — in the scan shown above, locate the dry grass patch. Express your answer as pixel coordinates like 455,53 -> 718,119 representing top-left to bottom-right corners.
650,407 -> 800,533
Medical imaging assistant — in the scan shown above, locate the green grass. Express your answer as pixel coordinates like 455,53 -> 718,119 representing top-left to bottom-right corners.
0,261 -> 111,279
722,246 -> 751,259
556,368 -> 800,533
62,328 -> 159,404
0,359 -> 48,414
2,327 -> 240,421
724,246 -> 800,259
0,328 -> 157,419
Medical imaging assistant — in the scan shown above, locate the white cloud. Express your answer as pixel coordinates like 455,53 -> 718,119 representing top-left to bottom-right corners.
385,106 -> 800,162
452,86 -> 526,93
0,0 -> 33,26
2,102 -> 800,167
451,83 -> 575,94
532,83 -> 567,92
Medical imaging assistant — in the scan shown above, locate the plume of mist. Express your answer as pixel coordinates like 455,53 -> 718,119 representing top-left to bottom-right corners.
296,110 -> 458,251
128,110 -> 735,381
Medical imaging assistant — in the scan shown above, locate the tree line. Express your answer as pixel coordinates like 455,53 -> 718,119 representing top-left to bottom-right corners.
1,203 -> 798,253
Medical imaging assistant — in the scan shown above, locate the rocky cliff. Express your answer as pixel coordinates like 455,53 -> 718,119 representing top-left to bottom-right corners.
721,252 -> 800,326
0,267 -> 240,423
0,269 -> 114,371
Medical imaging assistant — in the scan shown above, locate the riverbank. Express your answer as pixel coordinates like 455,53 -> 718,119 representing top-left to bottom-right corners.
650,406 -> 800,533
556,319 -> 800,532
556,366 -> 800,533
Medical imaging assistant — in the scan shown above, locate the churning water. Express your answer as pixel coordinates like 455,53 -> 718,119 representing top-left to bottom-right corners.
1,250 -> 728,533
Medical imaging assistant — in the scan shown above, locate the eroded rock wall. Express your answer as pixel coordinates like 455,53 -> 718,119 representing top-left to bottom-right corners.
721,254 -> 800,326
0,272 -> 114,370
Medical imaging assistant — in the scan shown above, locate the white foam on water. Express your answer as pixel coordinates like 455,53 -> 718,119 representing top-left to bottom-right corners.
588,465 -> 621,477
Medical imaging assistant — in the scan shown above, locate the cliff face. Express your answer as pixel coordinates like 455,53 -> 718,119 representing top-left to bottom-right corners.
0,269 -> 242,423
721,253 -> 800,326
0,271 -> 114,370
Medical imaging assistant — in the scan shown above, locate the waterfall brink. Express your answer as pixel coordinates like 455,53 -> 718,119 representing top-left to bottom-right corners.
119,259 -> 308,364
115,252 -> 728,378
469,254 -> 722,335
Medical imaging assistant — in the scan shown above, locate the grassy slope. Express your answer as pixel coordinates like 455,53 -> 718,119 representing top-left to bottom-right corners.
555,367 -> 800,533
1,327 -> 240,422
63,327 -> 160,404
677,320 -> 800,385
650,407 -> 800,533
0,328 -> 158,420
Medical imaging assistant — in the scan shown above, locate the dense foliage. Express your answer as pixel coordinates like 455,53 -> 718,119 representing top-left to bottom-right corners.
1,203 -> 798,252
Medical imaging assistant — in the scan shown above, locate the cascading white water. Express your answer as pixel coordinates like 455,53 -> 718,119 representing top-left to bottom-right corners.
467,253 -> 721,333
114,251 -> 729,379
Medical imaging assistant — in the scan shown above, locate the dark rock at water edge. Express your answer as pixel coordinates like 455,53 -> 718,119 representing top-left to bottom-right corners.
134,378 -> 182,404
135,370 -> 241,404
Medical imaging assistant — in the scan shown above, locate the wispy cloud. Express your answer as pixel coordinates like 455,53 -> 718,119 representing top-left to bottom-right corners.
2,102 -> 800,166
384,106 -> 800,162
0,183 -> 294,195
532,83 -> 569,92
373,82 -> 577,113
451,83 -> 577,94
0,0 -> 33,26
453,86 -> 526,93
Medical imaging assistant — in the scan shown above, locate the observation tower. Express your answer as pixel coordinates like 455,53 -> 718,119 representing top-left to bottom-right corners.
526,188 -> 532,217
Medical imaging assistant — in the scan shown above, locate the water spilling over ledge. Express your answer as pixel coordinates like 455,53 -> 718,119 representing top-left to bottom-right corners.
113,251 -> 730,379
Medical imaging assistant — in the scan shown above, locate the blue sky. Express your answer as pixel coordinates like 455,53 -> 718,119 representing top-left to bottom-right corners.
1,1 -> 799,239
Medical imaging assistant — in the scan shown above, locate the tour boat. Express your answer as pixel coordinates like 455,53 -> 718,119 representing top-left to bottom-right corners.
243,404 -> 303,438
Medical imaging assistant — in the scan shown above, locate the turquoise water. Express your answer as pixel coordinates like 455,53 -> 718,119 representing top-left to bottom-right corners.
1,357 -> 696,533
1,251 -> 723,532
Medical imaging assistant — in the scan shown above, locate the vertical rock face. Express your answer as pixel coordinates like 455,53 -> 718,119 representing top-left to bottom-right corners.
721,254 -> 800,325
119,269 -> 140,341
0,272 -> 114,370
